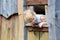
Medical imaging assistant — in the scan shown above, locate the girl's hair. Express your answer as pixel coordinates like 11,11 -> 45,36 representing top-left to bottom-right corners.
40,15 -> 47,22
24,9 -> 36,23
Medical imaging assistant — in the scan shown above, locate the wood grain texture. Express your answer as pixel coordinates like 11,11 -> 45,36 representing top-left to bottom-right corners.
0,0 -> 24,40
0,16 -> 2,40
26,0 -> 48,5
28,31 -> 49,40
45,5 -> 48,15
18,0 -> 24,40
0,14 -> 19,40
1,16 -> 8,40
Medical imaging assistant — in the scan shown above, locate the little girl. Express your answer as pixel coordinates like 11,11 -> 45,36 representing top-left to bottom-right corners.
38,15 -> 47,27
24,8 -> 36,26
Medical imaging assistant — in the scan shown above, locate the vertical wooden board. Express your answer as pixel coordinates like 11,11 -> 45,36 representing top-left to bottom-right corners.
14,15 -> 19,40
40,32 -> 44,40
7,19 -> 11,40
40,32 -> 49,40
43,32 -> 49,40
11,16 -> 16,40
34,32 -> 40,40
8,17 -> 13,40
45,5 -> 48,15
9,15 -> 17,40
1,17 -> 8,40
0,16 -> 2,40
28,31 -> 49,40
6,19 -> 11,40
18,15 -> 24,40
18,0 -> 24,40
1,15 -> 19,40
28,31 -> 35,40
6,15 -> 19,40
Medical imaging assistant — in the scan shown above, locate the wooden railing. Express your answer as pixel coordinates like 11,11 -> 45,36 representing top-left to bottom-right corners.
26,25 -> 48,32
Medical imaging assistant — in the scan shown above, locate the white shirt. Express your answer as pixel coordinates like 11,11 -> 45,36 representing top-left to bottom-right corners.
36,14 -> 44,23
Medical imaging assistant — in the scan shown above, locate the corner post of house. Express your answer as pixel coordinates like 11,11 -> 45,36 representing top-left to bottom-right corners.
18,0 -> 24,40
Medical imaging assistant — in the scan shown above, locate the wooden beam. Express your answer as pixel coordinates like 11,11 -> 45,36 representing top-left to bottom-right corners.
26,0 -> 48,5
45,5 -> 48,15
18,0 -> 24,40
0,16 -> 2,40
1,17 -> 8,40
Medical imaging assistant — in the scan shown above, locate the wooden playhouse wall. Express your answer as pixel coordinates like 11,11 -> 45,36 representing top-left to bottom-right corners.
27,31 -> 49,40
0,0 -> 24,40
0,15 -> 49,40
0,0 -> 49,40
0,14 -> 19,40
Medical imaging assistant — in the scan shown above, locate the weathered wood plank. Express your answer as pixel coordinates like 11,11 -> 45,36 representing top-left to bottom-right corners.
18,0 -> 24,40
14,15 -> 19,40
28,31 -> 35,40
7,16 -> 13,40
0,14 -> 19,40
7,14 -> 19,40
1,17 -> 8,40
0,16 -> 2,40
11,15 -> 15,40
45,5 -> 48,15
40,32 -> 49,40
26,0 -> 48,5
34,32 -> 40,40
28,31 -> 49,40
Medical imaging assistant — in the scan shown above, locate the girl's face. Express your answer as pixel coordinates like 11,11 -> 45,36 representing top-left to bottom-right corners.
40,16 -> 47,22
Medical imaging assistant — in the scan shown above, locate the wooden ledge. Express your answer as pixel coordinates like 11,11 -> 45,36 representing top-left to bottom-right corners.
25,26 -> 48,32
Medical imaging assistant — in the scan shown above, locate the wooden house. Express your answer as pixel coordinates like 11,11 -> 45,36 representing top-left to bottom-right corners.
24,0 -> 49,40
0,0 -> 48,40
0,0 -> 24,40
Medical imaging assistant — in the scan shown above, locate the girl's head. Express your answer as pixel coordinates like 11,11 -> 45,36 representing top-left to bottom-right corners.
40,15 -> 47,22
24,9 -> 35,23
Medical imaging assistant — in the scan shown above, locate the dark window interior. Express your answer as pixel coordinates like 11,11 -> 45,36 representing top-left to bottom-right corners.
34,5 -> 45,15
